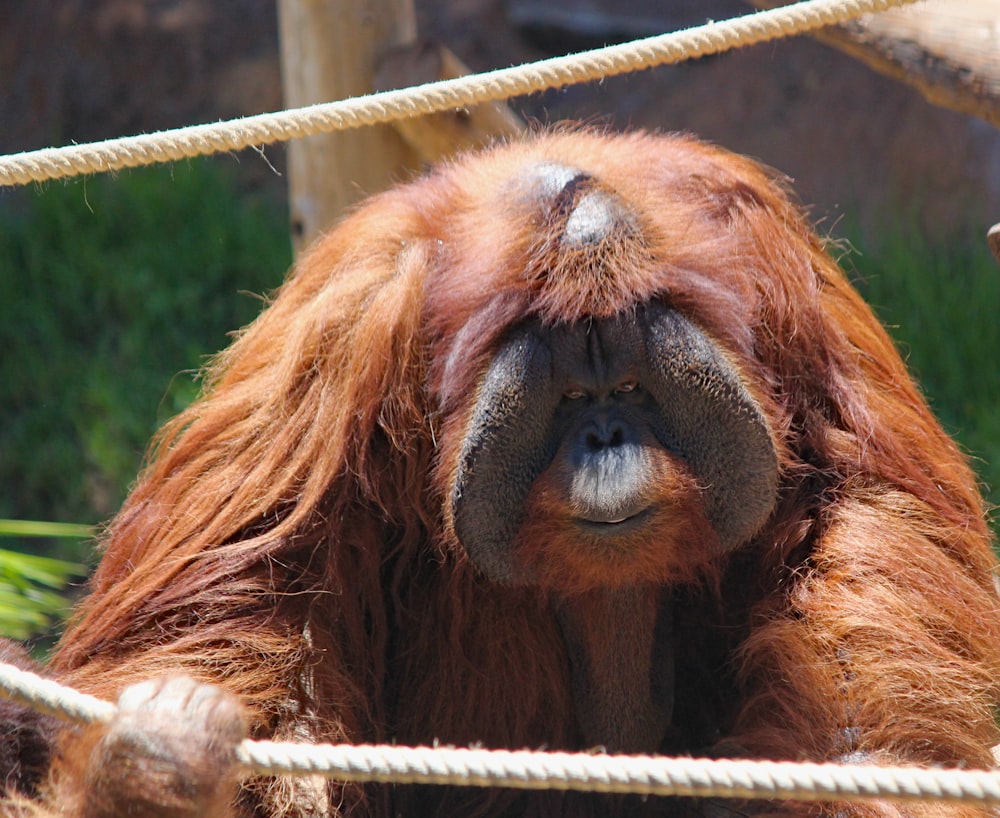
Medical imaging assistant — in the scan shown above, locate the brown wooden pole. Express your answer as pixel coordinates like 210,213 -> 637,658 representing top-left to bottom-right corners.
745,0 -> 1000,130
278,0 -> 422,253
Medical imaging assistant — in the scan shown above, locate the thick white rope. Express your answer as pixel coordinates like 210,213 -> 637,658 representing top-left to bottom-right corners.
0,660 -> 114,724
4,661 -> 1000,805
0,0 -> 919,187
238,742 -> 1000,804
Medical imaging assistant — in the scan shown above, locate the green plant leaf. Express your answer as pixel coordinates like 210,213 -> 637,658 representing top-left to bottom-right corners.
0,519 -> 94,539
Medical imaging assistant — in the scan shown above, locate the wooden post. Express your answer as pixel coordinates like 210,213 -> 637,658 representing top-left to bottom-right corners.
376,43 -> 526,164
744,0 -> 1000,130
278,0 -> 422,253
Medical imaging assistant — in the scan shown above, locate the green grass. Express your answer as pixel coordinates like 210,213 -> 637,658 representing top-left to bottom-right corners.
0,159 -> 291,570
843,222 -> 1000,518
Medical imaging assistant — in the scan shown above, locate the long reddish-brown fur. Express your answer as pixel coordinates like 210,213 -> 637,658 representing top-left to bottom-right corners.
17,129 -> 1000,817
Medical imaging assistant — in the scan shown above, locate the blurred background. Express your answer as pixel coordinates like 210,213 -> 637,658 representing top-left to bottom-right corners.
1,0 -> 998,642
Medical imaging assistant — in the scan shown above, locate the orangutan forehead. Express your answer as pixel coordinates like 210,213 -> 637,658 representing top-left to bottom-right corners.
516,161 -> 639,249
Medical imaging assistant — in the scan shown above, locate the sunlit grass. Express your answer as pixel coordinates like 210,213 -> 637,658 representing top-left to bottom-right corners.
844,222 -> 1000,518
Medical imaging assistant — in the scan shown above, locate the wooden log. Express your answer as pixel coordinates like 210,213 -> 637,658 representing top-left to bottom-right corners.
277,0 -> 422,252
746,0 -> 1000,129
375,42 -> 526,163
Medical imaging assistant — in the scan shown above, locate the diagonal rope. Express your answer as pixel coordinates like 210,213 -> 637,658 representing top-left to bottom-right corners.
0,0 -> 919,187
3,660 -> 1000,805
0,659 -> 114,724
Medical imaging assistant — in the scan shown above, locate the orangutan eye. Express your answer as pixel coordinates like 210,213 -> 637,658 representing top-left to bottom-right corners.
615,380 -> 638,394
563,387 -> 586,400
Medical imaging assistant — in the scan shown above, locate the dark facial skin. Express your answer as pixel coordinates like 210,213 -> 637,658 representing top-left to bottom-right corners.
452,302 -> 779,586
550,318 -> 665,531
451,303 -> 779,752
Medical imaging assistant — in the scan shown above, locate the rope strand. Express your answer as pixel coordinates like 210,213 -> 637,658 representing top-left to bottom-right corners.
238,741 -> 1000,804
3,660 -> 1000,805
0,660 -> 113,724
0,0 -> 919,186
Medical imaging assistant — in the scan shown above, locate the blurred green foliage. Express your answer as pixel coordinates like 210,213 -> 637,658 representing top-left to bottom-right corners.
845,223 -> 1000,520
0,544 -> 86,640
0,159 -> 290,638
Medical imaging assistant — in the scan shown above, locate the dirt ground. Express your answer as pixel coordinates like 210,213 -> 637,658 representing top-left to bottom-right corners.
2,0 -> 999,240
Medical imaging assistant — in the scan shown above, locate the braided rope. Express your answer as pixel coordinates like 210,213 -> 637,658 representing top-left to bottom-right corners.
0,0 -> 919,187
0,660 -> 113,724
3,661 -> 1000,804
238,741 -> 1000,804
